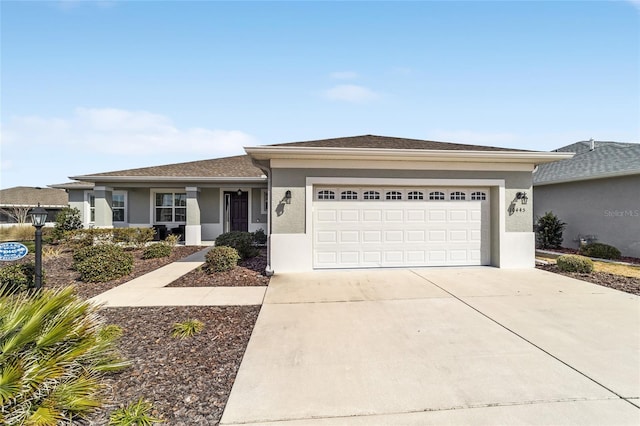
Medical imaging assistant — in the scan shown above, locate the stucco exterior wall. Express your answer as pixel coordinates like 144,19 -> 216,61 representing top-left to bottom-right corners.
271,168 -> 533,234
251,188 -> 268,228
534,175 -> 640,257
127,188 -> 150,224
67,190 -> 85,222
200,188 -> 220,223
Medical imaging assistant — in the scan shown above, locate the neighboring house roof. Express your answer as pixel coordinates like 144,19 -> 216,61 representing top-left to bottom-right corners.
0,186 -> 68,207
533,140 -> 640,186
49,181 -> 95,190
272,134 -> 529,152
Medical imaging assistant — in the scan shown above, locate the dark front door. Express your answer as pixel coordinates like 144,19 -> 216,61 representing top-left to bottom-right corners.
227,191 -> 248,232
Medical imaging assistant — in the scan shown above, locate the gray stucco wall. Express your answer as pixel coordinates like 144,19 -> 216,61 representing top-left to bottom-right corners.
126,188 -> 150,224
271,168 -> 533,234
533,175 -> 640,257
67,190 -> 86,222
200,188 -> 220,223
251,188 -> 268,225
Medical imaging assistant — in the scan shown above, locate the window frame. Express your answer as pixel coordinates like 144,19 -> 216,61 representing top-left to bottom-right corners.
261,189 -> 269,214
152,191 -> 187,224
85,190 -> 127,224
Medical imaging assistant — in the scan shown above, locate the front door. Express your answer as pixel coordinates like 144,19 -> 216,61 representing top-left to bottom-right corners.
225,191 -> 249,232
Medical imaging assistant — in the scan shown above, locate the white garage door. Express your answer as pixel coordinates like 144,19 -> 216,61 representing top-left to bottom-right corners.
313,187 -> 490,268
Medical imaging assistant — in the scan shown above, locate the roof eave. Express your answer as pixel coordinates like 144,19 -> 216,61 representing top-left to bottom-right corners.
244,146 -> 574,164
68,175 -> 267,184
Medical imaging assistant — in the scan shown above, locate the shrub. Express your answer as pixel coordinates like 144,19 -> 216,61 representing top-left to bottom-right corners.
74,245 -> 134,283
205,246 -> 240,273
535,211 -> 566,249
556,254 -> 594,273
112,228 -> 155,248
578,242 -> 621,260
0,286 -> 130,425
164,234 -> 180,247
215,231 -> 259,259
43,245 -> 64,259
0,263 -> 37,296
252,228 -> 267,245
109,398 -> 164,425
142,243 -> 172,259
53,207 -> 83,241
171,319 -> 204,339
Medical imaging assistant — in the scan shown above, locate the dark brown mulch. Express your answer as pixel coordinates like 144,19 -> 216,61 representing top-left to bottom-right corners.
536,263 -> 640,295
86,306 -> 260,426
544,247 -> 640,265
168,248 -> 269,288
33,245 -> 203,299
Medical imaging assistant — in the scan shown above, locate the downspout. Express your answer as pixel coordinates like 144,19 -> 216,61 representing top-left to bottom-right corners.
250,158 -> 274,276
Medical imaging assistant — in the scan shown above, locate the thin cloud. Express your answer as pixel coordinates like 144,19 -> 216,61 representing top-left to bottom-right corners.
330,71 -> 359,80
324,85 -> 380,103
2,107 -> 256,156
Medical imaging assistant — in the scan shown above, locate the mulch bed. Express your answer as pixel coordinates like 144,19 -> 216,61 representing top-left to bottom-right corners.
37,245 -> 203,299
536,263 -> 640,295
85,306 -> 260,425
168,248 -> 269,287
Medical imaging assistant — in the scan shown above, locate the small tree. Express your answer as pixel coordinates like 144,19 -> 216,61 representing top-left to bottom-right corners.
53,206 -> 83,241
0,206 -> 31,224
535,211 -> 566,249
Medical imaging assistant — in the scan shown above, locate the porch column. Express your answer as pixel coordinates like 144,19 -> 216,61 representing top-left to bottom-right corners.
185,187 -> 201,246
94,186 -> 113,228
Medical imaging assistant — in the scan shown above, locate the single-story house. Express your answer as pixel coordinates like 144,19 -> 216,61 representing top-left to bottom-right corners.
52,135 -> 571,273
533,140 -> 640,258
0,186 -> 68,226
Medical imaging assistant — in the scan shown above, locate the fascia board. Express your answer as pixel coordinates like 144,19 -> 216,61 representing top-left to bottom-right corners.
244,146 -> 574,164
69,176 -> 267,183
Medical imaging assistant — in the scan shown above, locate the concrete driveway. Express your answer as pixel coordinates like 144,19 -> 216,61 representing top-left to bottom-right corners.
220,268 -> 640,425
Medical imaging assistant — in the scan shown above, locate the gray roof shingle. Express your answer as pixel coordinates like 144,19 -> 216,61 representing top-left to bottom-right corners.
533,140 -> 640,185
0,187 -> 68,207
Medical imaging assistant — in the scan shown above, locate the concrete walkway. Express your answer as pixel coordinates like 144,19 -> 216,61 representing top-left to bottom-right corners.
221,267 -> 640,425
90,247 -> 267,307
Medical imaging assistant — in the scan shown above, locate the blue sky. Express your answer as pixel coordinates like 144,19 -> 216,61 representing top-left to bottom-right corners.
1,0 -> 638,189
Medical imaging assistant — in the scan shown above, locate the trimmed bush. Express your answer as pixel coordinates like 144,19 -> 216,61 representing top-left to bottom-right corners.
535,211 -> 566,249
556,254 -> 594,273
74,245 -> 134,283
252,228 -> 267,245
579,242 -> 621,260
0,286 -> 129,425
53,207 -> 83,241
0,263 -> 37,296
205,246 -> 240,273
215,231 -> 259,259
142,243 -> 172,259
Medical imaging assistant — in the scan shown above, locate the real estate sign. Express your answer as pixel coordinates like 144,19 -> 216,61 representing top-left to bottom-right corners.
0,242 -> 29,261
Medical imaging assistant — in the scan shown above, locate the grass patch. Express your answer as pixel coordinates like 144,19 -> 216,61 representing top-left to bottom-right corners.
536,251 -> 640,279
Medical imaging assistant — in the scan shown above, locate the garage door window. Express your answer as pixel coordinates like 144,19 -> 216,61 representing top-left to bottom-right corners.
471,191 -> 487,201
341,190 -> 358,200
317,190 -> 335,200
450,191 -> 466,200
386,191 -> 403,200
363,190 -> 380,200
429,191 -> 445,200
407,191 -> 424,200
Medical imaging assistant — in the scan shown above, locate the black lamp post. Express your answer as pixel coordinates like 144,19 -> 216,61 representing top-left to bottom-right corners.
30,203 -> 48,290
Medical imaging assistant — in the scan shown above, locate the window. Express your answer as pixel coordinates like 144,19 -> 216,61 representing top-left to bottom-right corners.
261,189 -> 268,214
363,190 -> 380,200
317,190 -> 335,200
386,191 -> 403,200
155,192 -> 186,222
407,191 -> 424,200
429,191 -> 445,200
450,191 -> 466,201
341,190 -> 358,200
86,191 -> 126,223
471,191 -> 487,201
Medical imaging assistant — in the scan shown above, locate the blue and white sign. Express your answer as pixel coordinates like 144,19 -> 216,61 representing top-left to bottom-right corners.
0,242 -> 29,261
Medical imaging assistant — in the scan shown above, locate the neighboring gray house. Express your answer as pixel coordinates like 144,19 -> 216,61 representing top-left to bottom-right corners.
0,186 -> 68,225
533,140 -> 640,258
52,135 -> 570,273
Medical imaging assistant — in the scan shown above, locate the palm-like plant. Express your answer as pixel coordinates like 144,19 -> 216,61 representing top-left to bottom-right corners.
0,286 -> 130,425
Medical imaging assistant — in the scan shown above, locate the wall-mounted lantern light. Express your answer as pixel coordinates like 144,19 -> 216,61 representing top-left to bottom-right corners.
284,190 -> 292,204
515,191 -> 528,205
237,189 -> 243,197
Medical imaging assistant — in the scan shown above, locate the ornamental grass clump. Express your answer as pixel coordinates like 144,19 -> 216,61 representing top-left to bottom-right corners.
0,286 -> 130,425
556,254 -> 594,274
204,246 -> 240,273
171,319 -> 204,339
108,398 -> 164,426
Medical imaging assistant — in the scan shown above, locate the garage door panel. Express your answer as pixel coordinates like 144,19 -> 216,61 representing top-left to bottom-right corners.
313,188 -> 490,268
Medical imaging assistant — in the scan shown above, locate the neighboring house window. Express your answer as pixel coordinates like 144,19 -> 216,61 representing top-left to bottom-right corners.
407,191 -> 424,200
471,191 -> 487,201
341,190 -> 358,200
261,189 -> 268,214
363,190 -> 380,200
317,190 -> 335,200
86,191 -> 127,223
386,191 -> 403,200
429,191 -> 445,200
450,191 -> 466,201
155,192 -> 187,222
